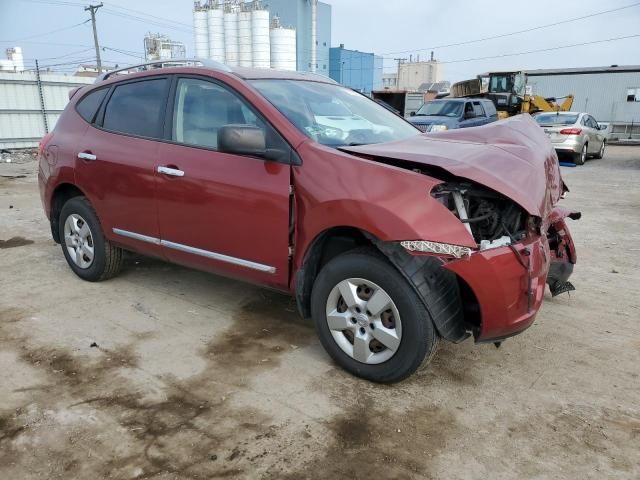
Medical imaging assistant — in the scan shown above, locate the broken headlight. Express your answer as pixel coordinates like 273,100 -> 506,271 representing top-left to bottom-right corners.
432,182 -> 528,246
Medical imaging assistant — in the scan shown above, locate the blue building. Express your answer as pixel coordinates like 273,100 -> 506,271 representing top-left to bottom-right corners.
265,0 -> 332,76
329,45 -> 384,92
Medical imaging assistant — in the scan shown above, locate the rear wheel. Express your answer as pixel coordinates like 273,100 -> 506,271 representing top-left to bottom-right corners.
311,249 -> 438,383
59,196 -> 124,282
574,144 -> 587,165
594,140 -> 606,159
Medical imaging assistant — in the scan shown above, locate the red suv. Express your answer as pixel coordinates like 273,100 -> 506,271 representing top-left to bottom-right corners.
38,61 -> 579,383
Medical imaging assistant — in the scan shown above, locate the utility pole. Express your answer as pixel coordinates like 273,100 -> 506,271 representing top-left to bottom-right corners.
34,59 -> 49,134
85,3 -> 103,73
394,57 -> 406,90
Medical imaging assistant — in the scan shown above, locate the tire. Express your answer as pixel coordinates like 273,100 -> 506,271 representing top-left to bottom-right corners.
574,144 -> 587,165
58,196 -> 124,282
311,249 -> 439,383
594,140 -> 606,159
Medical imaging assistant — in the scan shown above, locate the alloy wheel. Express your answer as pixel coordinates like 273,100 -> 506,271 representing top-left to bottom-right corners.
63,213 -> 95,269
325,278 -> 402,364
581,144 -> 587,164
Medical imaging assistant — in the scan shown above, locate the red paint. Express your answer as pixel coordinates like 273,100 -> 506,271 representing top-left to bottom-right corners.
39,66 -> 578,346
445,236 -> 550,341
343,114 -> 564,222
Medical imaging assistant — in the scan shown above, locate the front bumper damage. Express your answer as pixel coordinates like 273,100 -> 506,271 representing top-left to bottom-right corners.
400,205 -> 579,343
444,235 -> 550,342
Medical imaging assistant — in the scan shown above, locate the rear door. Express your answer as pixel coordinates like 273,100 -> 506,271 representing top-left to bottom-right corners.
154,76 -> 292,288
472,101 -> 488,125
75,76 -> 170,256
586,115 -> 604,152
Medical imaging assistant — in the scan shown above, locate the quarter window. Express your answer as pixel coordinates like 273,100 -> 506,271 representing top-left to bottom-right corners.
102,78 -> 167,138
76,87 -> 108,123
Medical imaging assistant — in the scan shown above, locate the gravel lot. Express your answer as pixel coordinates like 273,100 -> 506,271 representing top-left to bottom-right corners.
1,146 -> 638,479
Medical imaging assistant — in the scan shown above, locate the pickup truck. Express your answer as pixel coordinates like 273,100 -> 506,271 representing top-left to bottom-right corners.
408,98 -> 498,132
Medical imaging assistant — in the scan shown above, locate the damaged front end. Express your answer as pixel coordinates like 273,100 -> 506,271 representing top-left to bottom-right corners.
397,178 -> 580,342
342,115 -> 580,342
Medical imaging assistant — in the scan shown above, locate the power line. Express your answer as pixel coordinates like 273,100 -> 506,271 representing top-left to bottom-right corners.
438,33 -> 640,64
0,20 -> 89,43
101,8 -> 192,33
380,1 -> 640,56
21,48 -> 95,62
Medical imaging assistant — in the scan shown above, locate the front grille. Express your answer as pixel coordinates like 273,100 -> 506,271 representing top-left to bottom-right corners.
414,124 -> 429,132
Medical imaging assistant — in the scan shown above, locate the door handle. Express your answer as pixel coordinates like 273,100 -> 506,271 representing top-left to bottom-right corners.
77,152 -> 97,161
157,166 -> 185,177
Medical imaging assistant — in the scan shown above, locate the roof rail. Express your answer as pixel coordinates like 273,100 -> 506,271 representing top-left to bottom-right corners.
96,58 -> 232,82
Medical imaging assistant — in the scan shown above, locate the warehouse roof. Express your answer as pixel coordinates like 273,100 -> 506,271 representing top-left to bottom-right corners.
525,65 -> 640,76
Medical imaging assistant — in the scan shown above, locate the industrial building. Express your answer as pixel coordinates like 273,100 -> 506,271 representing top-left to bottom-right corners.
382,73 -> 398,90
144,33 -> 186,62
526,65 -> 640,139
397,53 -> 444,91
267,0 -> 331,75
0,47 -> 25,73
329,45 -> 383,92
191,0 -> 331,75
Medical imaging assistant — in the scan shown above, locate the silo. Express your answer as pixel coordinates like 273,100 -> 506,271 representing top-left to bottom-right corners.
224,6 -> 239,67
207,6 -> 225,62
193,7 -> 209,59
270,19 -> 297,71
251,8 -> 270,68
238,9 -> 253,67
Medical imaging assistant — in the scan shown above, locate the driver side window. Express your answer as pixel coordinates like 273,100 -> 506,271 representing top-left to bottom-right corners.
172,78 -> 264,150
464,103 -> 475,118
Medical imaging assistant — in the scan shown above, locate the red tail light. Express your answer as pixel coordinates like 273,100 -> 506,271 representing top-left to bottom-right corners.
559,128 -> 582,135
38,132 -> 54,156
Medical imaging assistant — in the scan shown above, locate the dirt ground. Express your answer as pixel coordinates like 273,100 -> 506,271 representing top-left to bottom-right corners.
1,146 -> 638,479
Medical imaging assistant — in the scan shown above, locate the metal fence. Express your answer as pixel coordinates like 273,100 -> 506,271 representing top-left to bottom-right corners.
0,71 -> 93,149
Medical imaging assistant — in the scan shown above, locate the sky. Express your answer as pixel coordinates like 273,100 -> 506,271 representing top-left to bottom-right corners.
1,0 -> 639,82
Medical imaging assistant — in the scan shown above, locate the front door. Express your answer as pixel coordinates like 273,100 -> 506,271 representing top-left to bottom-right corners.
155,76 -> 292,288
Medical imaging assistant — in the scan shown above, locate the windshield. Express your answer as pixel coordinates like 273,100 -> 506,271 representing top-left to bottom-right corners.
250,79 -> 419,147
534,113 -> 579,126
415,100 -> 463,117
489,74 -> 514,94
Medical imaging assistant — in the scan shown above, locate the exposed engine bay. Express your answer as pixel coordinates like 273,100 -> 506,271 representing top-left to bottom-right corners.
432,182 -> 529,247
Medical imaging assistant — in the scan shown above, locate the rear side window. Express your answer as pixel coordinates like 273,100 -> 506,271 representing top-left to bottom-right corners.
472,102 -> 485,117
76,88 -> 108,123
103,79 -> 167,138
483,101 -> 497,117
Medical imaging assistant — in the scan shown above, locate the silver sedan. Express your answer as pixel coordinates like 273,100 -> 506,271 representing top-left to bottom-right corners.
533,112 -> 607,165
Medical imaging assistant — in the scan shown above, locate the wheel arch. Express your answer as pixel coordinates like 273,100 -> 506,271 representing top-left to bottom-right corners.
294,226 -> 375,320
294,226 -> 471,343
50,183 -> 87,243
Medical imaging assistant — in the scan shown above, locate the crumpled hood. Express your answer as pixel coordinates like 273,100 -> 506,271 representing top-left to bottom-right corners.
341,114 -> 564,219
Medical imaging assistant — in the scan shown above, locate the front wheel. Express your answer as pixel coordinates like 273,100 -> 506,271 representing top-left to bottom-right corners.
594,140 -> 606,159
311,249 -> 439,383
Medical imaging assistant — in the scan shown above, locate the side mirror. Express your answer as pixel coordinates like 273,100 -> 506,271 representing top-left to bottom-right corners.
410,111 -> 416,117
218,125 -> 266,157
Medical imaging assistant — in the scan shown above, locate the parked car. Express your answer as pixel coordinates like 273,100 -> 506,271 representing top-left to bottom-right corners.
38,61 -> 579,383
408,98 -> 498,132
533,111 -> 607,165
